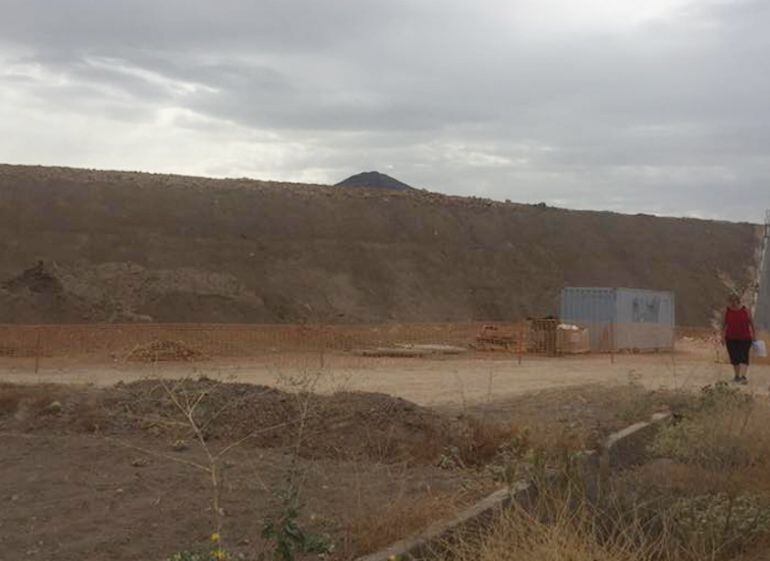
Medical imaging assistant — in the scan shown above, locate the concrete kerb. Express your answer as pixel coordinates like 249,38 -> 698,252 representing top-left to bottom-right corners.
353,480 -> 533,561
353,411 -> 672,561
601,411 -> 671,472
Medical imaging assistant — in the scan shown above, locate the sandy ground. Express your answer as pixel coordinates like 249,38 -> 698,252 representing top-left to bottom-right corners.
4,336 -> 768,561
2,339 -> 768,407
0,431 -> 481,561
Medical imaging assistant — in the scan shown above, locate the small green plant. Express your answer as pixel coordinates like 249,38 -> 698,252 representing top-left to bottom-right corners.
484,430 -> 536,485
650,382 -> 758,469
261,486 -> 333,561
616,375 -> 653,424
167,552 -> 209,561
669,493 -> 770,554
697,381 -> 753,412
651,417 -> 754,468
166,533 -> 230,561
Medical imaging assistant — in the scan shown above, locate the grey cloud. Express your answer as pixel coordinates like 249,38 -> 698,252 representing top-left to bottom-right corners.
0,0 -> 768,222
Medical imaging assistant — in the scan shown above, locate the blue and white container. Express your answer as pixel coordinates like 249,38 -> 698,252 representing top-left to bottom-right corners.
560,287 -> 675,352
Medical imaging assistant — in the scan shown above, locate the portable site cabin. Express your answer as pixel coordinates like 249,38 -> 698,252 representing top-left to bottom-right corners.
560,287 -> 675,352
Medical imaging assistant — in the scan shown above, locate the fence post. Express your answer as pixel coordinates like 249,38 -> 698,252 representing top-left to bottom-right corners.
319,324 -> 326,370
671,343 -> 677,384
34,327 -> 42,374
609,322 -> 615,364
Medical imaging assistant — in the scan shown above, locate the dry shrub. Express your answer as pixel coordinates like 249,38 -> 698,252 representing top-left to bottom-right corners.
0,385 -> 24,415
441,473 -> 732,561
606,384 -> 770,559
0,383 -> 112,433
440,382 -> 770,561
455,417 -> 526,466
0,383 -> 64,417
732,534 -> 770,561
343,492 -> 460,557
631,459 -> 770,499
461,382 -> 694,462
446,499 -> 667,561
650,383 -> 770,474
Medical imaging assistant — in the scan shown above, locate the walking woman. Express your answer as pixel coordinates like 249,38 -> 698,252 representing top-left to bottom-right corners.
722,293 -> 756,384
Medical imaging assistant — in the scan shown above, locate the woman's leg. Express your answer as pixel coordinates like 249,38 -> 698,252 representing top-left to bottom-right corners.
739,341 -> 751,381
727,341 -> 741,380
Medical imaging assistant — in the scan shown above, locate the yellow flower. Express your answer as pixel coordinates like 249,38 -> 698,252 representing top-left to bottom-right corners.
212,549 -> 228,561
210,532 -> 221,543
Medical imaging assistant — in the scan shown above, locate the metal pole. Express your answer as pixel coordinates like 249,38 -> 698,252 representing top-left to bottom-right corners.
610,321 -> 615,364
753,210 -> 770,329
34,328 -> 42,374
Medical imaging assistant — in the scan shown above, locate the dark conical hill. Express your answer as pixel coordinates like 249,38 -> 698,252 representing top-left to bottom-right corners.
335,171 -> 414,191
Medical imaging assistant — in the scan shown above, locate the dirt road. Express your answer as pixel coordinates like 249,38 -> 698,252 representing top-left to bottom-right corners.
2,339 -> 767,407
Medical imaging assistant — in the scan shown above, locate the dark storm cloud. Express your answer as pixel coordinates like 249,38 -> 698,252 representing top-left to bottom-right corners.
0,0 -> 768,221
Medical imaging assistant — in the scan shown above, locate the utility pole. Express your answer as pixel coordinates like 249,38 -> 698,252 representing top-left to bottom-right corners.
762,209 -> 770,243
754,210 -> 770,331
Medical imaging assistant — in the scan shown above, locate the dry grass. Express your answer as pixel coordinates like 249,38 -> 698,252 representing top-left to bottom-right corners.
446,495 -> 681,561
649,384 -> 770,476
0,383 -> 67,416
455,382 -> 697,471
0,383 -> 108,432
343,492 -> 462,557
442,473 -> 744,561
454,416 -> 527,467
437,384 -> 770,561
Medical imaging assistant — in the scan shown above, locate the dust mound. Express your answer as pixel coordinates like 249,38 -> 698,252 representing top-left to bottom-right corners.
115,379 -> 453,462
1,261 -> 62,294
0,379 -> 460,464
125,340 -> 205,362
0,260 -> 92,323
307,390 -> 453,461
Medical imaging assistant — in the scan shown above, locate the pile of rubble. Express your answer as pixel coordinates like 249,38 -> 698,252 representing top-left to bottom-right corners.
473,324 -> 520,351
125,340 -> 205,362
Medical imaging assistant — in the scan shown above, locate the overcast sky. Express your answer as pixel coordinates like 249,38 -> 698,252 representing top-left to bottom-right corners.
1,0 -> 768,222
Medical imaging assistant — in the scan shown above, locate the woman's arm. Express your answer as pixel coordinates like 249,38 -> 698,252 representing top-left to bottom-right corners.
747,308 -> 756,341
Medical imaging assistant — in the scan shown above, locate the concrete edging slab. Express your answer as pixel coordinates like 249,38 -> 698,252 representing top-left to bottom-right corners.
354,411 -> 671,561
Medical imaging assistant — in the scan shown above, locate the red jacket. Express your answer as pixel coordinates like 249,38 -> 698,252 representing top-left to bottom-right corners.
724,307 -> 754,341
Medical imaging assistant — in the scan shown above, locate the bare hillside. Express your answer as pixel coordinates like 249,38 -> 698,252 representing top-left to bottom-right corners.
0,164 -> 760,325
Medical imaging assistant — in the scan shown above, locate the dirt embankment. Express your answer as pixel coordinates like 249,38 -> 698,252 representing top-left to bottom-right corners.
1,378 -> 508,561
0,164 -> 760,325
0,378 -> 511,465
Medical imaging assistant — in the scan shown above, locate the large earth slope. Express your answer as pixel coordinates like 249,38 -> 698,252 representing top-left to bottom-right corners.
0,164 -> 760,326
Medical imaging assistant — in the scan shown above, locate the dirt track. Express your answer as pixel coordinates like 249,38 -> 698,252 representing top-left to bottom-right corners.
2,339 -> 768,406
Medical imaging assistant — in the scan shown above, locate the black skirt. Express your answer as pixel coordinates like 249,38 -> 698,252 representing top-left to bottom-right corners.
726,339 -> 752,365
